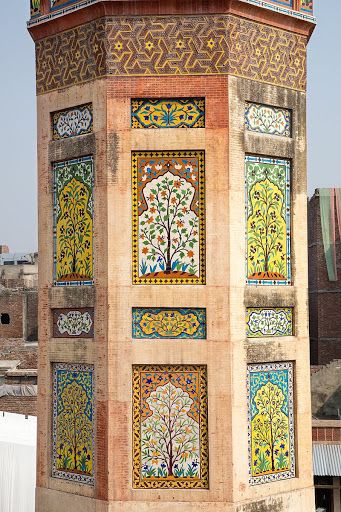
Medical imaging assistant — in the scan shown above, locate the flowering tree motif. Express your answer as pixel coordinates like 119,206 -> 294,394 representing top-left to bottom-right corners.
56,381 -> 93,476
252,381 -> 289,475
56,177 -> 92,281
139,169 -> 199,278
141,382 -> 200,479
247,178 -> 286,279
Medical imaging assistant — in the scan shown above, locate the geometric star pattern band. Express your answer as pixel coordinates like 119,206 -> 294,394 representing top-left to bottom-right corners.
36,14 -> 307,94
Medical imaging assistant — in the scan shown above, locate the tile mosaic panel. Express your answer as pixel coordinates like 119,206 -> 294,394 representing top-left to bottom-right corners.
247,362 -> 295,485
246,308 -> 293,337
132,364 -> 208,488
132,308 -> 206,339
132,151 -> 205,285
36,16 -> 307,95
245,156 -> 291,286
245,103 -> 291,137
51,0 -> 79,9
30,0 -> 41,17
53,156 -> 94,287
52,308 -> 94,338
52,104 -> 93,140
131,99 -> 205,129
299,0 -> 313,13
268,0 -> 292,6
52,363 -> 95,484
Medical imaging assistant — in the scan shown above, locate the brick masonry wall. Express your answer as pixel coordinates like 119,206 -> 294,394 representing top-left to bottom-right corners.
0,338 -> 37,368
0,291 -> 24,338
308,193 -> 341,364
312,427 -> 341,442
0,396 -> 37,416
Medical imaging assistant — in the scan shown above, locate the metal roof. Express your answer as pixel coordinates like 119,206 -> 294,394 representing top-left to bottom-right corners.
313,444 -> 341,476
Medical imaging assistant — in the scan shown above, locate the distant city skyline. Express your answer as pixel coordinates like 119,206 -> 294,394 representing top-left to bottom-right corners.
0,0 -> 336,252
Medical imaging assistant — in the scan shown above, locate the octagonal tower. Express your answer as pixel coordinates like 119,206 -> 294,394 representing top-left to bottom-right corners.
28,0 -> 316,511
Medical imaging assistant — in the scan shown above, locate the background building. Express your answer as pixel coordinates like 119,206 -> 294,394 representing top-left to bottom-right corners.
28,0 -> 315,511
0,245 -> 37,416
309,189 -> 341,365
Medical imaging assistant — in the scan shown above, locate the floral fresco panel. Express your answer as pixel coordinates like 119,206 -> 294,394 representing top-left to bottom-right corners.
53,308 -> 94,338
131,99 -> 205,129
52,103 -> 93,140
246,308 -> 293,337
51,0 -> 79,9
132,365 -> 208,488
299,0 -> 313,13
52,363 -> 95,484
30,0 -> 41,17
268,0 -> 292,6
247,362 -> 295,485
132,308 -> 206,339
132,151 -> 205,285
245,103 -> 291,137
245,156 -> 291,285
53,156 -> 94,286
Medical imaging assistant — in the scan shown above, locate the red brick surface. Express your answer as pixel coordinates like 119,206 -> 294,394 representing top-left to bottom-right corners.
0,396 -> 37,416
309,193 -> 341,364
313,427 -> 341,442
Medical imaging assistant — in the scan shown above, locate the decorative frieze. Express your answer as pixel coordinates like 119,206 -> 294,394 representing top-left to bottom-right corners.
132,308 -> 206,339
245,103 -> 291,137
246,308 -> 293,337
131,99 -> 205,129
35,15 -> 307,94
52,104 -> 93,140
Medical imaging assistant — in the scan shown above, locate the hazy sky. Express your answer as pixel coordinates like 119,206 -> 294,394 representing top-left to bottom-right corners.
0,1 -> 337,252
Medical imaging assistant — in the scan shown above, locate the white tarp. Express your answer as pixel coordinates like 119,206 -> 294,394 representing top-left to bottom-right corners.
0,385 -> 37,397
0,412 -> 37,512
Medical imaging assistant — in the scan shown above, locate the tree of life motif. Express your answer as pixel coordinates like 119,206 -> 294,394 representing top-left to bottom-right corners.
140,168 -> 199,279
247,177 -> 287,280
252,380 -> 289,476
57,177 -> 92,281
141,382 -> 200,479
56,381 -> 93,475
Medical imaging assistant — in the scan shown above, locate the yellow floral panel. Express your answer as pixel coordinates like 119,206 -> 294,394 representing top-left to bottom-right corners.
246,156 -> 291,286
247,362 -> 295,485
53,156 -> 94,286
52,363 -> 94,485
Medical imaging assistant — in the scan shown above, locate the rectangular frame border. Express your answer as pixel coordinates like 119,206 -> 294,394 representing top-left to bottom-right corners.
52,362 -> 96,485
53,155 -> 94,287
132,364 -> 209,488
245,155 -> 291,286
247,361 -> 295,485
132,150 -> 206,285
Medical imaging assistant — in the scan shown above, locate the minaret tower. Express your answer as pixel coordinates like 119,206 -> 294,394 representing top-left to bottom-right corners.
28,0 -> 316,510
